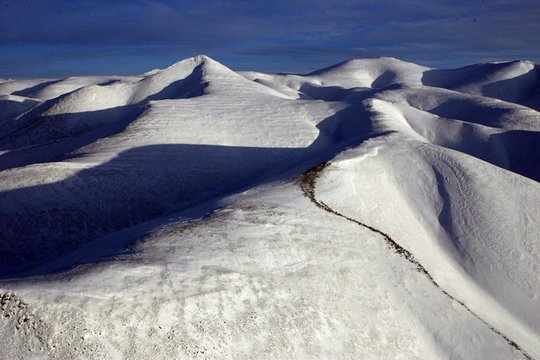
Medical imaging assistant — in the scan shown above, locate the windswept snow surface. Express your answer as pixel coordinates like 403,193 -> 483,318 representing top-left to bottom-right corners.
0,55 -> 539,359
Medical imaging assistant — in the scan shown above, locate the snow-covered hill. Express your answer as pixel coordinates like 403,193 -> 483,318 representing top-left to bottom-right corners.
0,55 -> 538,359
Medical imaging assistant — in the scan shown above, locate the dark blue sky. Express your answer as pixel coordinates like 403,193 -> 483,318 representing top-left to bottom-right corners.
1,0 -> 539,78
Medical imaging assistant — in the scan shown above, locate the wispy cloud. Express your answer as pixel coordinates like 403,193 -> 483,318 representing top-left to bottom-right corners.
1,0 -> 538,77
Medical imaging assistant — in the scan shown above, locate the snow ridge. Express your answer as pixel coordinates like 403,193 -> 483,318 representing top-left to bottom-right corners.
0,55 -> 539,359
298,162 -> 533,360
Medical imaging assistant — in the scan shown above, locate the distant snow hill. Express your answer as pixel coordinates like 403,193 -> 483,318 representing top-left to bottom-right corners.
0,55 -> 539,359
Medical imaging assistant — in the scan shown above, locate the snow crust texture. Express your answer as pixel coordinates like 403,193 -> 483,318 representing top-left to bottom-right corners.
0,55 -> 539,359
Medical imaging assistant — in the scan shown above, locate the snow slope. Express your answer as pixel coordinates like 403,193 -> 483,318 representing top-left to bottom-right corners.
0,55 -> 539,359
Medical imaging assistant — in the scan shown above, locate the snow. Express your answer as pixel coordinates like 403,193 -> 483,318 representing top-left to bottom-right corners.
0,55 -> 538,359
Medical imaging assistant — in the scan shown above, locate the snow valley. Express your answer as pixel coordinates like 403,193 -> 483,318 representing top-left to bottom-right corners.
0,55 -> 539,359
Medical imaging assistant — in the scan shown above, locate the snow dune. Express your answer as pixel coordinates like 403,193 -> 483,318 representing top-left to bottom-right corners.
0,55 -> 538,359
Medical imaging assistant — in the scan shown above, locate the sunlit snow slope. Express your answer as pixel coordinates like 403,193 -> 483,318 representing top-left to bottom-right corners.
0,55 -> 539,359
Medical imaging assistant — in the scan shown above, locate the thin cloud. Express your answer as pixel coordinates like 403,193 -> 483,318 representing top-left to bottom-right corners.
0,0 -> 538,77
